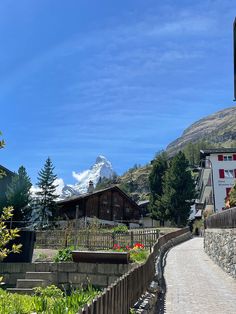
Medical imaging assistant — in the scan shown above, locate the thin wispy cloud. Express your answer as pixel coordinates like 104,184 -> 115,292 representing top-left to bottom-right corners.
1,0 -> 234,183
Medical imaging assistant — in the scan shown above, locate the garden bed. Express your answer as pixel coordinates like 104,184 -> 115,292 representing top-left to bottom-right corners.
72,250 -> 130,264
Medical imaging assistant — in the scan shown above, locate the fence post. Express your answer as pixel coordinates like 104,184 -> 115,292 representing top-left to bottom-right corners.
131,231 -> 134,247
112,232 -> 116,248
86,229 -> 89,249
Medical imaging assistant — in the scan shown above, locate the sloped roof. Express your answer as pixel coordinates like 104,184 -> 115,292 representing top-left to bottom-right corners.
0,165 -> 14,176
200,148 -> 236,157
57,185 -> 139,209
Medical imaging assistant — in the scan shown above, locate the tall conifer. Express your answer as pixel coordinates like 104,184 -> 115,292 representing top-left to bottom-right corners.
35,157 -> 58,226
160,151 -> 195,226
6,166 -> 32,222
149,151 -> 168,225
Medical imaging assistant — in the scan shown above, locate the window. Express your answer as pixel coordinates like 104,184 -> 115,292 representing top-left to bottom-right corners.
224,170 -> 234,178
218,154 -> 236,161
223,155 -> 233,161
219,169 -> 236,178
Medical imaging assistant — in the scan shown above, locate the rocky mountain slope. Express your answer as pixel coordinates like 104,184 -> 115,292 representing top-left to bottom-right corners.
116,106 -> 236,201
166,106 -> 236,156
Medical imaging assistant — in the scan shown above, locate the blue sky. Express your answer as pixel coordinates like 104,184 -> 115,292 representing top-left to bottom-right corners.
1,0 -> 236,184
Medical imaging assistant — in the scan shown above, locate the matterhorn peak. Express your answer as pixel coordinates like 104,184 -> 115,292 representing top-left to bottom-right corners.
95,155 -> 108,164
62,155 -> 115,196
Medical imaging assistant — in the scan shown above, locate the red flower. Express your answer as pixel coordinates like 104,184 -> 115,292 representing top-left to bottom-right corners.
133,243 -> 144,249
113,244 -> 121,250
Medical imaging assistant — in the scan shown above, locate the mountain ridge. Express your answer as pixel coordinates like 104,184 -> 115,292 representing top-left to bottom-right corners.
166,106 -> 236,155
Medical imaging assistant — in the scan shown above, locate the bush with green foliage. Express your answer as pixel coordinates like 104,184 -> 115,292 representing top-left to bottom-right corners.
53,246 -> 74,262
0,285 -> 99,314
112,225 -> 129,234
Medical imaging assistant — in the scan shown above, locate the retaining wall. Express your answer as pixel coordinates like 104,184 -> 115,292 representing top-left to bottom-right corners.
0,262 -> 133,289
204,228 -> 236,279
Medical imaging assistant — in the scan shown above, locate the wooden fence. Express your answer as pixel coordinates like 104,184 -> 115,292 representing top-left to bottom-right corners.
36,229 -> 159,249
206,207 -> 236,229
78,227 -> 190,314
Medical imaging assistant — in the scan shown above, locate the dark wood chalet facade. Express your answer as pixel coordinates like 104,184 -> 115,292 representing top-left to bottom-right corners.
57,186 -> 140,223
0,165 -> 14,211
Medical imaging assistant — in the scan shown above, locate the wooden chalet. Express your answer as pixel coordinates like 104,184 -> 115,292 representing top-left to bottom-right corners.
57,185 -> 140,223
0,165 -> 14,210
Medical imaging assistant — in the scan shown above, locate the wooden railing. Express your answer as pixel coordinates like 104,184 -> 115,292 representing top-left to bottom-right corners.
78,227 -> 190,314
206,207 -> 236,229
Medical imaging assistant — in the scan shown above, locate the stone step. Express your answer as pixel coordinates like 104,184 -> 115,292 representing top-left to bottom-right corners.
25,271 -> 56,282
16,279 -> 48,289
7,288 -> 34,295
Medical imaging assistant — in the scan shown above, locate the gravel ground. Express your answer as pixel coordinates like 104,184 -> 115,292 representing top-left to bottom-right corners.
32,248 -> 58,262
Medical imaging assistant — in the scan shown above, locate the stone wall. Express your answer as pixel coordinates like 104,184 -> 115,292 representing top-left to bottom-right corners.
204,228 -> 236,279
0,262 -> 133,289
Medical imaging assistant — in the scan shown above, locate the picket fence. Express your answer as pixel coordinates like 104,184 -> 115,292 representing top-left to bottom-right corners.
36,229 -> 159,249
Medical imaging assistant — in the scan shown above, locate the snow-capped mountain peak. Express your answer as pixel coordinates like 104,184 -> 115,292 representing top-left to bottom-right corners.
61,155 -> 114,198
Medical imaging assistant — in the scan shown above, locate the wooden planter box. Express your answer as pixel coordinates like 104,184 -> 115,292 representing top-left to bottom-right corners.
72,251 -> 130,264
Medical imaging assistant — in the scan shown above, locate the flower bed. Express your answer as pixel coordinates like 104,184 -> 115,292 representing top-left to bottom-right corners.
112,242 -> 149,264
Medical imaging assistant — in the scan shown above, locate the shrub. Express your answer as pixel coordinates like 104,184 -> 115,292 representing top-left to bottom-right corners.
0,285 -> 99,314
112,225 -> 128,234
53,246 -> 74,262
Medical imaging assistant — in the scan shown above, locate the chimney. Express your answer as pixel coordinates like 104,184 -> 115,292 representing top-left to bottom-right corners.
88,180 -> 94,193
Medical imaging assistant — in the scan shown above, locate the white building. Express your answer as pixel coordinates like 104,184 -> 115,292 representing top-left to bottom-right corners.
197,149 -> 236,213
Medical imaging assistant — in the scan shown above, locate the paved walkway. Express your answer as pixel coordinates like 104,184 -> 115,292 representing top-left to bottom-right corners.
162,238 -> 236,314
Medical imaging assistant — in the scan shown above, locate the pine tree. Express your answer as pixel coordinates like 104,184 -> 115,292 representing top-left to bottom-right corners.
149,151 -> 168,225
160,151 -> 195,226
6,166 -> 32,223
34,157 -> 58,227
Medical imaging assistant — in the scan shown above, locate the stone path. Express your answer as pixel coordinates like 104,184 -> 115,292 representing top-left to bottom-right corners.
162,237 -> 236,314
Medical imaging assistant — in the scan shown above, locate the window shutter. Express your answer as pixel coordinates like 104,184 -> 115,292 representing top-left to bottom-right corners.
233,154 -> 236,160
218,155 -> 223,161
219,169 -> 225,178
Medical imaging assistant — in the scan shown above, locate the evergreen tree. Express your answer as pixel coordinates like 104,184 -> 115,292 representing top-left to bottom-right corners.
149,151 -> 168,225
6,166 -> 32,223
34,157 -> 58,227
160,151 -> 195,226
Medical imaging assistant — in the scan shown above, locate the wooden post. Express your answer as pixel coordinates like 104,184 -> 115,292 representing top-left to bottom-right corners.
131,231 -> 134,247
75,205 -> 79,248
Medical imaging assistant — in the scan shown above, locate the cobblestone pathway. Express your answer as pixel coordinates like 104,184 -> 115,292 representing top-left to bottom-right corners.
162,237 -> 236,314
